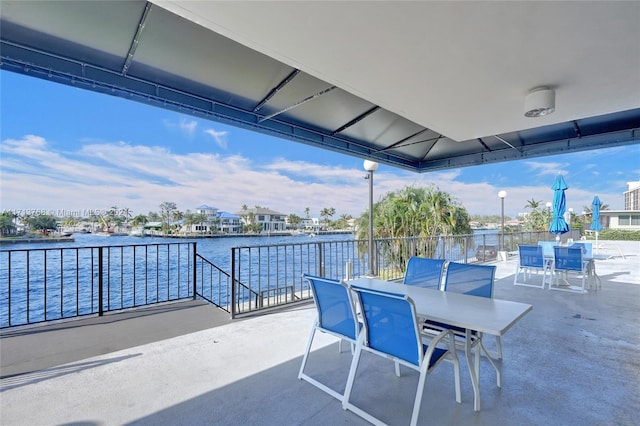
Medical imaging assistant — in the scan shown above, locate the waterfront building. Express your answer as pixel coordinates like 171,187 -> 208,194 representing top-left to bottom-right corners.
217,211 -> 243,234
624,181 -> 640,211
192,205 -> 219,233
301,217 -> 321,232
236,207 -> 287,233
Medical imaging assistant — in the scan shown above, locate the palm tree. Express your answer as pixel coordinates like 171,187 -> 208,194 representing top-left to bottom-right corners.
524,198 -> 542,210
287,213 -> 302,230
320,207 -> 335,230
195,212 -> 210,234
0,211 -> 18,235
159,201 -> 177,235
121,207 -> 132,227
583,203 -> 610,216
355,185 -> 471,269
131,214 -> 148,227
523,198 -> 548,231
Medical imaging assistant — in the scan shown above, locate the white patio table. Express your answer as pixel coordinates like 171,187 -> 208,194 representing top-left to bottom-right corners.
348,277 -> 533,412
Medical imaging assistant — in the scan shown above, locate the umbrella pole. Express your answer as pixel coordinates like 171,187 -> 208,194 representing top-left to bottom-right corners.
595,231 -> 599,254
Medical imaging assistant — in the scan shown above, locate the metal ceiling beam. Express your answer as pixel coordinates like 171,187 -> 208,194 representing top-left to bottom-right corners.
253,68 -> 300,112
379,128 -> 430,152
493,135 -> 520,152
257,85 -> 336,123
331,106 -> 380,136
122,1 -> 152,76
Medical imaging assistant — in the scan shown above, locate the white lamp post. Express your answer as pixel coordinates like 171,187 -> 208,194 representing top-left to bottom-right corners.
364,160 -> 379,276
565,207 -> 574,227
498,191 -> 507,252
546,201 -> 552,227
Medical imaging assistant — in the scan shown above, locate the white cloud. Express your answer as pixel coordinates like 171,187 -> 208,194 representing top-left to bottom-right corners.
179,118 -> 197,137
0,135 -> 368,216
524,161 -> 569,177
162,118 -> 197,137
0,135 -> 631,220
204,128 -> 228,149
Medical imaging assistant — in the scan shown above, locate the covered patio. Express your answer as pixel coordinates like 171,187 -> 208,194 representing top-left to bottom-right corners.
1,2 -> 639,424
2,241 -> 638,425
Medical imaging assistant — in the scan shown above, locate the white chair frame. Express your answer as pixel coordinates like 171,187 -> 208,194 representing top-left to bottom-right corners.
513,245 -> 551,289
343,288 -> 461,426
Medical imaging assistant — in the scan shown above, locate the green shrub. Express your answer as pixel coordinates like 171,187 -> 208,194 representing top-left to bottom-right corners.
585,229 -> 640,241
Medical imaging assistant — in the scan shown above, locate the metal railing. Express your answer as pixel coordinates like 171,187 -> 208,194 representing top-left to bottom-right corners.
228,229 -> 580,317
1,229 -> 580,326
1,242 -> 196,328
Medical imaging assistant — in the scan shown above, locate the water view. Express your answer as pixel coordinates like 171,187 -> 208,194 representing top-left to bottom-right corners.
1,231 -> 502,328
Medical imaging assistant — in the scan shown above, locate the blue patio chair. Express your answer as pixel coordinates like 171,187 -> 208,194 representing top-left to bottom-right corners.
403,257 -> 446,289
343,287 -> 461,426
569,242 -> 593,257
420,262 -> 501,398
298,274 -> 360,401
513,245 -> 551,289
551,247 -> 590,293
538,241 -> 557,259
443,261 -> 502,360
443,262 -> 495,297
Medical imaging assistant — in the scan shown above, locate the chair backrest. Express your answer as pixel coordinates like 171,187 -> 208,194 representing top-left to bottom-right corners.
303,274 -> 358,340
569,242 -> 592,257
403,257 -> 445,289
443,262 -> 496,298
538,241 -> 556,258
352,287 -> 421,366
553,247 -> 583,272
518,245 -> 545,268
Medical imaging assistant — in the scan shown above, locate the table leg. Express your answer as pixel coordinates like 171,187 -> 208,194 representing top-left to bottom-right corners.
588,260 -> 601,290
465,329 -> 481,411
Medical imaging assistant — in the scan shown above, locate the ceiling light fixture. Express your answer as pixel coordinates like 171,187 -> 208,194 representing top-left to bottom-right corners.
524,87 -> 555,118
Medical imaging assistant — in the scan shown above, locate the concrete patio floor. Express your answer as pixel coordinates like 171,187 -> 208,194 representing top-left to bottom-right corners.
1,241 -> 639,426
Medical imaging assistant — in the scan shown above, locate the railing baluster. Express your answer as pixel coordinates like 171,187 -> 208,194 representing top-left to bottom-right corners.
98,246 -> 104,316
60,249 -> 63,317
44,250 -> 47,321
8,251 -> 11,326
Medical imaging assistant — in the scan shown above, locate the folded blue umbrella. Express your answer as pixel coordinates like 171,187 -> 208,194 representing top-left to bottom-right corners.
549,175 -> 570,236
590,195 -> 603,231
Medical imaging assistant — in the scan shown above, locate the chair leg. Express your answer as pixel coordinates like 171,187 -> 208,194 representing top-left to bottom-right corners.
342,337 -> 364,411
411,370 -> 428,426
298,323 -> 318,379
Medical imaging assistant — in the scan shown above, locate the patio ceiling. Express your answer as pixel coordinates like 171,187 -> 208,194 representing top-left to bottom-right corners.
1,1 -> 639,172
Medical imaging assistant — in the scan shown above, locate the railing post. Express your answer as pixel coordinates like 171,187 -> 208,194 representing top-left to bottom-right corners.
230,248 -> 236,319
317,243 -> 324,276
192,242 -> 197,299
98,246 -> 104,316
464,236 -> 469,263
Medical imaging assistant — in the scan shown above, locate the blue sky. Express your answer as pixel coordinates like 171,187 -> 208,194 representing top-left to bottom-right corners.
1,70 -> 639,220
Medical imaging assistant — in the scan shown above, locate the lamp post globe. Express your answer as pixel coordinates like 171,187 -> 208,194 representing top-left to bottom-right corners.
363,160 -> 378,276
363,160 -> 379,172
